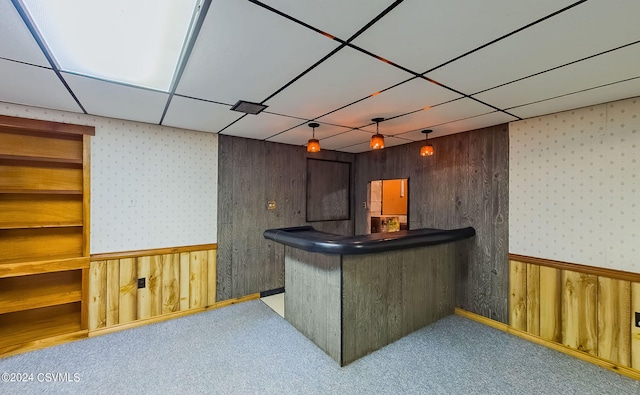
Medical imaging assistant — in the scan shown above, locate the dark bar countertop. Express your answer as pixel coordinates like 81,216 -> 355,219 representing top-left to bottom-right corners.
263,226 -> 475,255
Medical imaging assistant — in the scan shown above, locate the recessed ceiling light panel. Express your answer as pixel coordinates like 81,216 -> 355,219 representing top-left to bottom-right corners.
20,0 -> 200,91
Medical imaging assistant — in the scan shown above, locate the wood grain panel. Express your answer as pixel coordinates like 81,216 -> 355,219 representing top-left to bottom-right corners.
179,252 -> 190,310
0,164 -> 82,192
632,282 -> 640,369
88,261 -> 106,331
509,260 -> 527,330
162,253 -> 180,314
189,251 -> 207,309
0,194 -> 82,228
118,258 -> 137,324
0,271 -> 81,314
562,270 -> 598,355
0,114 -> 95,136
0,227 -> 83,264
136,256 -> 151,320
526,264 -> 540,335
597,277 -> 630,365
539,266 -> 562,342
148,255 -> 163,317
306,158 -> 350,221
207,250 -> 216,306
105,259 -> 119,327
0,131 -> 82,162
82,134 -> 90,257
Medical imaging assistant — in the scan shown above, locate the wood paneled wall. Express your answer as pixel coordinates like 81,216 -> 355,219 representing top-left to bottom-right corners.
510,255 -> 640,370
89,248 -> 216,331
354,125 -> 509,323
217,135 -> 355,300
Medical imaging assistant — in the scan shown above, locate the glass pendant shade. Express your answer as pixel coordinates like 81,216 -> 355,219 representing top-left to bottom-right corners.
307,138 -> 321,152
370,134 -> 385,149
420,143 -> 434,156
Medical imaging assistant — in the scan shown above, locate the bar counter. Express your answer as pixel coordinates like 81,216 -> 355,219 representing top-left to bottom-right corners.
264,226 -> 476,366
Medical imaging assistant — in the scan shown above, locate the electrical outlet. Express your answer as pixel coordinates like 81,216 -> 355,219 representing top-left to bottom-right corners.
138,278 -> 146,289
636,312 -> 640,328
362,201 -> 367,209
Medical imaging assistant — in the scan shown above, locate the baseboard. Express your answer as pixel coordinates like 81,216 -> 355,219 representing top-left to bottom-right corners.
89,293 -> 260,337
454,308 -> 640,381
260,287 -> 285,298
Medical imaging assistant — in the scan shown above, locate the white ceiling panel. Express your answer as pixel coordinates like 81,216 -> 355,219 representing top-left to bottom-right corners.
267,122 -> 352,146
337,141 -> 372,154
360,98 -> 495,136
317,78 -> 461,128
221,112 -> 305,140
428,0 -> 640,94
319,129 -> 372,150
352,0 -> 577,73
176,0 -> 339,104
259,0 -> 395,40
399,111 -> 517,141
264,46 -> 412,119
0,59 -> 80,112
63,73 -> 168,124
508,77 -> 640,120
0,0 -> 49,67
163,96 -> 241,133
474,44 -> 640,109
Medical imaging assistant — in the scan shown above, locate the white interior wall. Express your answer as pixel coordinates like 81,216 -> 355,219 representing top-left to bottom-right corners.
509,96 -> 639,272
0,102 -> 218,253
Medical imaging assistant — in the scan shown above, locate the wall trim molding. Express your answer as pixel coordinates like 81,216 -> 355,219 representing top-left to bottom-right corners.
454,308 -> 640,381
508,253 -> 640,282
91,243 -> 218,260
88,293 -> 259,337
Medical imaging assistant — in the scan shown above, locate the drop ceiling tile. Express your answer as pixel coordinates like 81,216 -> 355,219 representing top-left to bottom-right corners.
428,0 -> 640,94
320,129 -> 372,150
221,112 -> 306,140
259,0 -> 395,39
0,59 -> 80,112
264,46 -> 412,120
399,111 -> 517,141
267,122 -> 352,146
360,98 -> 495,136
475,44 -> 640,109
352,0 -> 577,73
163,96 -> 241,133
176,0 -> 339,104
0,1 -> 49,66
63,73 -> 168,124
317,78 -> 461,128
337,141 -> 372,153
508,77 -> 640,119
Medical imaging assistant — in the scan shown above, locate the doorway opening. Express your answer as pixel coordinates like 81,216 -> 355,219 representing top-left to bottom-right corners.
367,179 -> 408,234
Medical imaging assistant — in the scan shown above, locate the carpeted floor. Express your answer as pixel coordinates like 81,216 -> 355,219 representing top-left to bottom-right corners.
1,300 -> 638,394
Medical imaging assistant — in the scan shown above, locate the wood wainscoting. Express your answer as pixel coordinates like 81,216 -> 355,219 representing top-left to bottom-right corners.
509,254 -> 640,377
88,244 -> 258,334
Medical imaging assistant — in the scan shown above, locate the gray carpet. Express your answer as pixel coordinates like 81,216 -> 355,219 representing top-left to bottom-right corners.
1,300 -> 638,394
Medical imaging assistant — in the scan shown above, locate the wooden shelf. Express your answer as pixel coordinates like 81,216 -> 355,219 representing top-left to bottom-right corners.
0,154 -> 83,165
0,257 -> 89,278
0,222 -> 82,230
0,285 -> 81,315
0,303 -> 82,349
0,189 -> 83,195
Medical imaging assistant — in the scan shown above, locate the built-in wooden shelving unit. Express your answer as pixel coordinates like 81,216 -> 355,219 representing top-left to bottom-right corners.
0,114 -> 94,357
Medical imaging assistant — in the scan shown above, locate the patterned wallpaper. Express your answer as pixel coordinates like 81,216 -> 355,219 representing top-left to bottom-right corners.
509,96 -> 639,272
0,102 -> 218,253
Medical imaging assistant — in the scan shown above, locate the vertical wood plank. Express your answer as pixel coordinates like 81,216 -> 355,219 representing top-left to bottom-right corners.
562,270 -> 598,355
161,253 -> 180,314
526,263 -> 540,336
118,258 -> 137,324
598,277 -> 630,366
88,260 -> 107,331
105,259 -> 120,327
539,266 -> 562,342
189,251 -> 207,309
82,134 -> 91,258
509,260 -> 527,330
148,255 -> 163,317
81,266 -> 89,330
179,252 -> 190,310
207,249 -> 216,306
631,282 -> 640,369
137,256 -> 151,320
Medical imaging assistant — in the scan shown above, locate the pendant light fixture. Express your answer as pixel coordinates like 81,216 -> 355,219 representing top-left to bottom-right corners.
307,122 -> 321,152
420,130 -> 434,156
370,117 -> 385,150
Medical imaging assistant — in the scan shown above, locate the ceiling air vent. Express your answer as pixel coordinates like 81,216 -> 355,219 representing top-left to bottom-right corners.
230,100 -> 268,115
